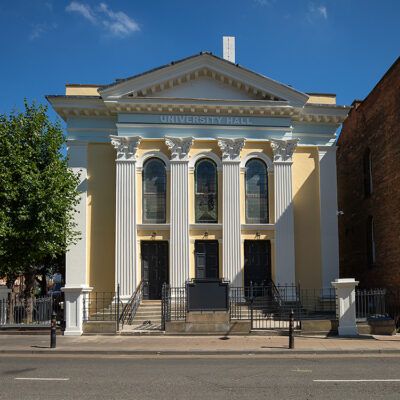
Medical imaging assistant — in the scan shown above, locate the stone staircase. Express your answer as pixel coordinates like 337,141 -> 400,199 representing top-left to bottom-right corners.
121,300 -> 163,334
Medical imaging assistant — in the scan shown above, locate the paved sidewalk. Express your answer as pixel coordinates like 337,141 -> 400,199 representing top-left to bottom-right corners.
1,334 -> 400,355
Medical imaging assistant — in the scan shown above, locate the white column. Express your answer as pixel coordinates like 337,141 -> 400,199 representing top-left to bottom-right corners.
217,138 -> 246,287
165,137 -> 194,287
332,278 -> 359,336
318,146 -> 340,290
270,138 -> 299,286
62,140 -> 92,336
110,135 -> 141,301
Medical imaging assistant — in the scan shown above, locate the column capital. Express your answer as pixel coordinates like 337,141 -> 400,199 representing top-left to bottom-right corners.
217,138 -> 246,162
270,138 -> 299,163
164,136 -> 194,161
110,135 -> 141,161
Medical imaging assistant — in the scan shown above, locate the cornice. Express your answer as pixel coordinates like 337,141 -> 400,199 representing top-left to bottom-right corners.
47,95 -> 349,128
99,53 -> 309,106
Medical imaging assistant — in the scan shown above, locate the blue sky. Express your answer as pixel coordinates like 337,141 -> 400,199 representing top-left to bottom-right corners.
0,0 -> 399,124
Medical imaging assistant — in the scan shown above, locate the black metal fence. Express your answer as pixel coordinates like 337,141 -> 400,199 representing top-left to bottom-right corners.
161,284 -> 186,329
82,291 -> 121,324
162,282 -> 304,330
230,283 -> 302,329
299,287 -> 336,319
0,294 -> 63,327
356,289 -> 387,319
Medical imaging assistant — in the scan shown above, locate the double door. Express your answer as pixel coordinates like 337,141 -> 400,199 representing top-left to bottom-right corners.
141,241 -> 169,300
195,240 -> 219,280
244,240 -> 271,287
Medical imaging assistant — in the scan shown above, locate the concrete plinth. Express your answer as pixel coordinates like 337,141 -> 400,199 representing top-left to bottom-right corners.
166,311 -> 251,335
332,278 -> 359,337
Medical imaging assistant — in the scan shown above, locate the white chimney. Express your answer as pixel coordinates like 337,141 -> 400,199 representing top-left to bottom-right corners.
223,36 -> 235,63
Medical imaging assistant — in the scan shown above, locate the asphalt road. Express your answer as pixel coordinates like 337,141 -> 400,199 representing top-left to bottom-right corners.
1,354 -> 400,399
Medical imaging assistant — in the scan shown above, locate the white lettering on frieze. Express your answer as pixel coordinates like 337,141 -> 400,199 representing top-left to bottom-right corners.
159,115 -> 253,126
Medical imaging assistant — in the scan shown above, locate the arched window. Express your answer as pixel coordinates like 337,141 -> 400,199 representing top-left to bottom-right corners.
143,158 -> 166,223
195,159 -> 218,223
363,148 -> 373,197
245,159 -> 268,223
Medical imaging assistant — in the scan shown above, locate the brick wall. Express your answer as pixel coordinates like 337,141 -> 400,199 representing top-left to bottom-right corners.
337,57 -> 400,289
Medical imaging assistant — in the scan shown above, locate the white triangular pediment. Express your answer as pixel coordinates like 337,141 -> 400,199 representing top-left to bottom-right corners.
138,76 -> 266,100
99,53 -> 308,106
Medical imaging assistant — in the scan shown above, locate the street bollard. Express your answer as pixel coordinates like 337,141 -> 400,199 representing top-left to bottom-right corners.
50,311 -> 57,349
288,309 -> 294,349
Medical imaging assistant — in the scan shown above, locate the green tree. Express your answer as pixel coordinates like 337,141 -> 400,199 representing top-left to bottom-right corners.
0,101 -> 80,295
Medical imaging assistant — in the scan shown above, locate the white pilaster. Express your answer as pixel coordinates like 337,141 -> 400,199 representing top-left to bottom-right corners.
165,137 -> 194,287
270,138 -> 298,286
110,135 -> 141,301
318,146 -> 340,290
332,278 -> 359,336
217,138 -> 245,287
62,140 -> 91,336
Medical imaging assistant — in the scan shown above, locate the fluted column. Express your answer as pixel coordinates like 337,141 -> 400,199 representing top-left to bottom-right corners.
165,137 -> 194,287
110,135 -> 141,301
270,138 -> 299,286
217,138 -> 246,287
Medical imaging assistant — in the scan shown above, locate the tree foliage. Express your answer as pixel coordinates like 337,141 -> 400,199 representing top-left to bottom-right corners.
0,101 -> 80,293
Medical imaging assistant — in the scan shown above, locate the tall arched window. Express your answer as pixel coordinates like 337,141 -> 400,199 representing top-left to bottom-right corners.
195,159 -> 218,223
245,159 -> 268,223
143,158 -> 166,223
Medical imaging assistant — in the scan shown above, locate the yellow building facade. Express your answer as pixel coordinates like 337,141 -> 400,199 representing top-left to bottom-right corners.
48,52 -> 349,335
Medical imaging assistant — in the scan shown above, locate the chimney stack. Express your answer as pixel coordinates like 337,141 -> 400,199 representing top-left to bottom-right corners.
223,36 -> 235,63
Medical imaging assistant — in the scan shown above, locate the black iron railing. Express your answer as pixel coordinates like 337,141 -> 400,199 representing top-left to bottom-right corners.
356,289 -> 387,319
232,283 -> 302,330
0,294 -> 63,327
161,283 -> 186,329
298,287 -> 336,319
82,290 -> 123,328
119,280 -> 143,328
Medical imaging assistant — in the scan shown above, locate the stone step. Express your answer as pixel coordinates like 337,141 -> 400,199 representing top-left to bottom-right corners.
133,318 -> 162,323
136,308 -> 161,315
135,307 -> 161,312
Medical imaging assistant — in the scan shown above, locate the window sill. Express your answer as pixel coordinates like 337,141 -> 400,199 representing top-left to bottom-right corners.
241,224 -> 275,230
137,223 -> 170,230
190,223 -> 222,231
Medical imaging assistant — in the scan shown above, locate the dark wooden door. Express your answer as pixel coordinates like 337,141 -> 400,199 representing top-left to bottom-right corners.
141,241 -> 169,299
195,241 -> 219,279
244,240 -> 271,287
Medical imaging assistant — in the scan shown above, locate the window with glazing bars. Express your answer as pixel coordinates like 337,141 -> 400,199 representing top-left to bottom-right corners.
195,159 -> 218,223
245,159 -> 269,223
143,158 -> 166,223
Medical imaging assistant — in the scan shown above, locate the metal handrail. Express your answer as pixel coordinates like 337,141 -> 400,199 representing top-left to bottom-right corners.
119,280 -> 144,327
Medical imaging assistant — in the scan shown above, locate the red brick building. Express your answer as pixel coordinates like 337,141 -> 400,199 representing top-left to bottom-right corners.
337,57 -> 400,289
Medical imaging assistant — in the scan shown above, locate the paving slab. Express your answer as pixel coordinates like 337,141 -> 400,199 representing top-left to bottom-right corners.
1,334 -> 400,355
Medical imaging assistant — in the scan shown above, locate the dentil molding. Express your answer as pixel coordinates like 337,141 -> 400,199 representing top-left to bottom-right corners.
164,136 -> 194,161
270,138 -> 299,163
110,135 -> 141,161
